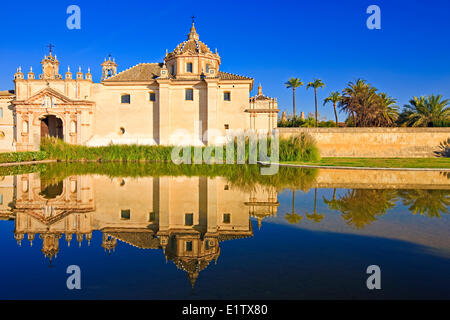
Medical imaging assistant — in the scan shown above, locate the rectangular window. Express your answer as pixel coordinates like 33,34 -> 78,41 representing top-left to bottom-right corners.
149,92 -> 156,101
0,107 -> 3,118
186,241 -> 193,252
224,185 -> 229,190
121,209 -> 130,220
121,94 -> 130,104
224,92 -> 231,101
223,213 -> 231,224
224,124 -> 229,130
185,213 -> 194,226
149,211 -> 156,222
185,89 -> 194,101
0,194 -> 3,205
186,62 -> 193,73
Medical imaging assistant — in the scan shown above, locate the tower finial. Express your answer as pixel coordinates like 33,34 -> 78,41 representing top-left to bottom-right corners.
258,83 -> 263,96
188,15 -> 199,40
47,43 -> 55,55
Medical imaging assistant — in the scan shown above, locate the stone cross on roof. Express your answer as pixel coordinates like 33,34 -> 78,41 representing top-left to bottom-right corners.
47,43 -> 55,55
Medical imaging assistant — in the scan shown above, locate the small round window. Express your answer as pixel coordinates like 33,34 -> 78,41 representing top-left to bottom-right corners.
0,131 -> 5,139
119,127 -> 125,135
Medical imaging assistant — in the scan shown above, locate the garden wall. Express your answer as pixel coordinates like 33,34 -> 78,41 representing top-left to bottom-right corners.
278,127 -> 450,158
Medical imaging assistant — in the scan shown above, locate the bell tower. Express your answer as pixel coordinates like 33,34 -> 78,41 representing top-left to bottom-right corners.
101,54 -> 117,80
39,43 -> 61,80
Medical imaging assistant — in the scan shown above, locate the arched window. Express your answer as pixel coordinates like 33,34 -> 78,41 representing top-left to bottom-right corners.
23,121 -> 29,134
205,64 -> 210,73
70,120 -> 77,133
149,92 -> 156,102
121,94 -> 130,104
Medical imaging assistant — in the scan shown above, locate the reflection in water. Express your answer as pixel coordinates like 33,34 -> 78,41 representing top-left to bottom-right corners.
398,189 -> 449,218
5,173 -> 278,287
0,164 -> 448,294
323,189 -> 398,229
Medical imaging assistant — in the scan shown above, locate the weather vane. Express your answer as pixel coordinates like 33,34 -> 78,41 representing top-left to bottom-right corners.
191,15 -> 195,24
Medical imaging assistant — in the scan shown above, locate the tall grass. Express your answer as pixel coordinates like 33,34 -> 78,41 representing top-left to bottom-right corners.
10,162 -> 318,192
40,134 -> 320,163
0,151 -> 47,163
279,133 -> 321,162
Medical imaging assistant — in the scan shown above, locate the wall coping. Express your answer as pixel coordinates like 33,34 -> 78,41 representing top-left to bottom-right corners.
278,127 -> 450,133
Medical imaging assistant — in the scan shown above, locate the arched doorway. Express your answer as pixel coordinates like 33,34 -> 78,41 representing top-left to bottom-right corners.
41,115 -> 63,141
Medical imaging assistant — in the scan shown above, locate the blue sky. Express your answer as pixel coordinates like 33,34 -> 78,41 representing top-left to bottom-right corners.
1,0 -> 449,120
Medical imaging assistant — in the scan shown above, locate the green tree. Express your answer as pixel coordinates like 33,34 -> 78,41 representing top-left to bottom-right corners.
305,188 -> 324,223
306,79 -> 325,127
398,189 -> 449,218
377,93 -> 399,126
400,95 -> 449,127
285,78 -> 304,117
323,91 -> 341,124
324,189 -> 397,229
285,190 -> 303,224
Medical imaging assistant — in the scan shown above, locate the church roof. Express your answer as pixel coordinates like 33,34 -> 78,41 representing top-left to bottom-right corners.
105,229 -> 161,249
103,63 -> 164,82
167,22 -> 215,57
218,71 -> 252,81
0,90 -> 15,97
103,63 -> 252,82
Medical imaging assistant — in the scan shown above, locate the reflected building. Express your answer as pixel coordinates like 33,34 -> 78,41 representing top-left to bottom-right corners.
0,173 -> 278,286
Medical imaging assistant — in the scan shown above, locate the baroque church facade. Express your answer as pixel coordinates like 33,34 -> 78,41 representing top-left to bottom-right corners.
0,23 -> 278,152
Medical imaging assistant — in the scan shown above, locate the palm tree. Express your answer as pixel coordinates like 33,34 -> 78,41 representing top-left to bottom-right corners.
401,94 -> 449,127
398,190 -> 449,218
377,93 -> 399,126
285,189 -> 303,224
305,188 -> 324,223
325,189 -> 397,229
306,79 -> 325,127
285,78 -> 304,118
323,91 -> 341,125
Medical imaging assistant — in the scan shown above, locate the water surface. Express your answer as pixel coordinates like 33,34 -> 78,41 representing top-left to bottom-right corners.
0,163 -> 448,299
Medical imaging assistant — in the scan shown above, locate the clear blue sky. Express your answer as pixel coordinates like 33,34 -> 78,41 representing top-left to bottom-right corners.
1,0 -> 449,120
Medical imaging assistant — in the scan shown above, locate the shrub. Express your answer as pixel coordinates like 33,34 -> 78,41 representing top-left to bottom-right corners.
279,133 -> 321,162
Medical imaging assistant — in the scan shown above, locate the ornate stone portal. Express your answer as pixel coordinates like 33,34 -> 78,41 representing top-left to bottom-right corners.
12,51 -> 95,151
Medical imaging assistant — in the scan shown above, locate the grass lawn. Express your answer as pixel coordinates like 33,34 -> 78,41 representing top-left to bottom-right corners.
282,157 -> 450,169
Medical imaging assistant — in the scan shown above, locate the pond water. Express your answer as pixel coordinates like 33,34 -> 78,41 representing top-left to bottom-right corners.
0,163 -> 448,299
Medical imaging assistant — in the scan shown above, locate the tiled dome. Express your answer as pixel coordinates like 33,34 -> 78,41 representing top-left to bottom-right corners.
168,23 -> 215,56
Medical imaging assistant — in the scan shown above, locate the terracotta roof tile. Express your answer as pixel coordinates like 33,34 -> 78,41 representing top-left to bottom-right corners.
218,71 -> 252,81
0,90 -> 15,96
103,63 -> 163,82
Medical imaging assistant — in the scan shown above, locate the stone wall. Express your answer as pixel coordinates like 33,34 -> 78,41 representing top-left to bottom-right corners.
313,168 -> 450,189
278,127 -> 450,157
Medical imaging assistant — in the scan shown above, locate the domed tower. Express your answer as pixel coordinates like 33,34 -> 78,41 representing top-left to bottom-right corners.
101,54 -> 118,81
164,21 -> 221,79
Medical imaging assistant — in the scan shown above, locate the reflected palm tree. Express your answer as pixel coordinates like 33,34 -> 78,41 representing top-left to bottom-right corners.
323,188 -> 339,211
306,188 -> 324,223
398,189 -> 449,218
323,189 -> 397,229
285,190 -> 303,224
